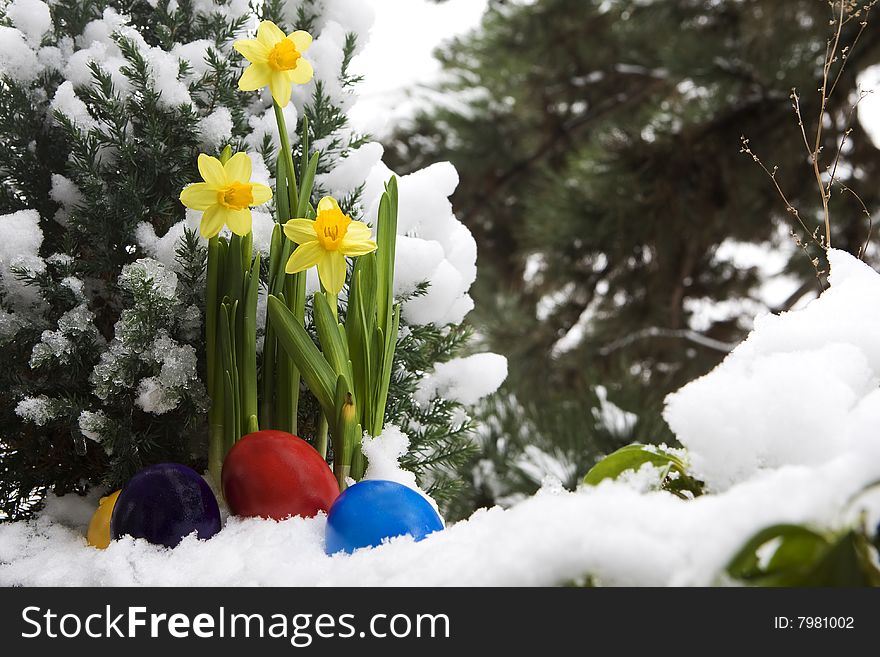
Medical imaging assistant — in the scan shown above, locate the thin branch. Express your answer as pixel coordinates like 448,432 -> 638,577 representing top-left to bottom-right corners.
835,179 -> 874,258
598,327 -> 736,356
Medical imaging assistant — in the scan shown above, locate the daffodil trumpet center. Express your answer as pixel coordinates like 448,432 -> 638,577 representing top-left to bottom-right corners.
268,39 -> 301,71
314,208 -> 351,251
218,182 -> 254,210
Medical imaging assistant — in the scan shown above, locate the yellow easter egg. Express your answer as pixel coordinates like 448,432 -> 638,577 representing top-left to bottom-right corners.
86,490 -> 121,549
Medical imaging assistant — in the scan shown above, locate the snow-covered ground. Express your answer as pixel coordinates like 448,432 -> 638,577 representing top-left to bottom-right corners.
3,249 -> 880,586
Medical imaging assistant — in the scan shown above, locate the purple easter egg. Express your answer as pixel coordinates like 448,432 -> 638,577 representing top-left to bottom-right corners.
110,463 -> 221,548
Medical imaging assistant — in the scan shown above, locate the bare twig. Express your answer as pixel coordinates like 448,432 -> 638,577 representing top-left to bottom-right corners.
742,0 -> 879,272
739,137 -> 826,287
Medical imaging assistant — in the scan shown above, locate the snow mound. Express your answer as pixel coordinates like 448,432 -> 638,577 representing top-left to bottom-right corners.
665,250 -> 880,490
3,250 -> 880,586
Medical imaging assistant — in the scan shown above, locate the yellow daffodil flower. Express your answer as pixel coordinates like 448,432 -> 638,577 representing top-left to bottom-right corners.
283,196 -> 377,294
233,21 -> 314,107
179,152 -> 272,238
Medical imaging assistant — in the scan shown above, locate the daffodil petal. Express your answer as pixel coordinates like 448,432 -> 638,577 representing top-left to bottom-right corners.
200,205 -> 225,239
251,183 -> 273,206
289,58 -> 313,85
226,208 -> 252,236
285,241 -> 324,274
239,63 -> 271,91
224,152 -> 252,183
180,183 -> 218,211
288,30 -> 312,53
257,20 -> 286,48
343,220 -> 373,242
283,218 -> 318,244
269,72 -> 293,107
233,38 -> 270,64
198,154 -> 226,186
317,196 -> 340,213
340,236 -> 377,257
317,250 -> 346,295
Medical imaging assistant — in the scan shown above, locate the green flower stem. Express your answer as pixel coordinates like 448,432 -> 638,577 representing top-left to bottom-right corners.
315,414 -> 329,461
241,253 -> 260,436
286,271 -> 306,435
273,101 -> 299,214
219,302 -> 239,454
275,311 -> 291,432
206,236 -> 223,484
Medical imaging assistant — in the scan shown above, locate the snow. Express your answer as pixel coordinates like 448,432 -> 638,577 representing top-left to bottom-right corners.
198,107 -> 234,150
6,0 -> 52,44
245,103 -> 298,153
3,250 -> 880,585
0,26 -> 43,83
858,64 -> 880,150
349,0 -> 488,136
0,209 -> 45,311
415,353 -> 508,407
50,81 -> 96,130
136,216 -> 199,271
49,174 -> 83,225
666,249 -> 880,491
316,142 -> 384,200
62,8 -> 193,111
593,385 -> 637,436
172,39 -> 214,79
296,21 -> 351,113
361,425 -> 440,514
360,161 -> 478,325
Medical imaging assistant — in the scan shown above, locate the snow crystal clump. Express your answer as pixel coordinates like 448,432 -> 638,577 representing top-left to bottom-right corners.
415,353 -> 508,407
78,410 -> 109,445
0,309 -> 23,343
119,258 -> 178,301
15,395 -> 56,426
30,304 -> 97,368
135,377 -> 178,415
134,333 -> 201,415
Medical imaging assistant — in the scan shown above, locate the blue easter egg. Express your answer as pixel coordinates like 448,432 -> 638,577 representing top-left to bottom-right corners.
325,479 -> 443,555
111,463 -> 221,548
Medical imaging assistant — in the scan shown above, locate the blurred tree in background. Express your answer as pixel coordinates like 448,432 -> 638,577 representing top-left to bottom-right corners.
389,0 -> 880,511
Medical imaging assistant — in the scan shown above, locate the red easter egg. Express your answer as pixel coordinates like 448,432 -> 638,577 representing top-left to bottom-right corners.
222,430 -> 339,520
